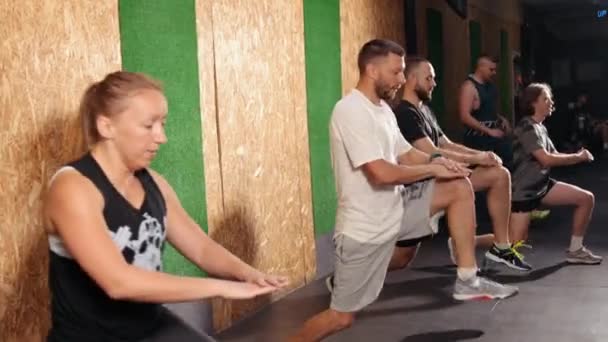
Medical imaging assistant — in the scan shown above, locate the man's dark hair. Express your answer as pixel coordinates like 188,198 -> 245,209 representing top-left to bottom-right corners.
477,54 -> 499,65
404,56 -> 430,77
357,39 -> 405,74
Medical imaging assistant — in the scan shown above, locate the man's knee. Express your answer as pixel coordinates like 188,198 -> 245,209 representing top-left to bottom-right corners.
432,178 -> 475,212
481,165 -> 510,185
495,165 -> 511,184
450,178 -> 475,201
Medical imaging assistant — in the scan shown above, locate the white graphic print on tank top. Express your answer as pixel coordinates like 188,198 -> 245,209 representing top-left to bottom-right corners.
110,213 -> 167,271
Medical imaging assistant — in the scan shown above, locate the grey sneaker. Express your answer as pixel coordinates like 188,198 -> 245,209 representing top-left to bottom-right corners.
566,247 -> 602,264
453,276 -> 518,301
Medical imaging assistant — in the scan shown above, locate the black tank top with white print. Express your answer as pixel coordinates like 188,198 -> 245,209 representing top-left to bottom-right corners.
47,153 -> 167,341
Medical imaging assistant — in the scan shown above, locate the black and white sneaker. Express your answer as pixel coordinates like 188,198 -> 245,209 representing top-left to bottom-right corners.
484,242 -> 532,271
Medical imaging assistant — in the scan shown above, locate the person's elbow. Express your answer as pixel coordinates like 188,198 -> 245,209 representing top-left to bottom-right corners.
362,162 -> 395,186
105,283 -> 128,300
538,158 -> 552,169
99,266 -> 140,300
533,153 -> 552,168
459,110 -> 471,123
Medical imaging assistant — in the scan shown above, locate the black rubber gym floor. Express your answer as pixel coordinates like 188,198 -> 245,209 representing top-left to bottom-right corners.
219,159 -> 608,342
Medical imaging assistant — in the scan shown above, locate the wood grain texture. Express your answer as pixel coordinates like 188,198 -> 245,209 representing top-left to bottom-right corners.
0,1 -> 121,340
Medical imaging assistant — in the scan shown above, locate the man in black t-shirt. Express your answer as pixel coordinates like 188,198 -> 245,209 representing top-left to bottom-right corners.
392,57 -> 531,271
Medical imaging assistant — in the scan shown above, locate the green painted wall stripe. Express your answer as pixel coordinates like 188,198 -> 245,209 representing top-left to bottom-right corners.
118,0 -> 206,277
426,8 -> 446,127
469,20 -> 481,71
303,0 -> 341,236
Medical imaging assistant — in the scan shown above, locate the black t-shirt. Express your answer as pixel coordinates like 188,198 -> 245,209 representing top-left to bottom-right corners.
394,99 -> 444,146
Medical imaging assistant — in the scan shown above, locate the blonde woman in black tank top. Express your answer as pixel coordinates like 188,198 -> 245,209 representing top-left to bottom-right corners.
44,72 -> 288,341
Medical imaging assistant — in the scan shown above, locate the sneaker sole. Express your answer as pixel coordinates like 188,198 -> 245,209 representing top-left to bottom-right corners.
453,291 -> 517,301
484,252 -> 532,272
566,258 -> 602,265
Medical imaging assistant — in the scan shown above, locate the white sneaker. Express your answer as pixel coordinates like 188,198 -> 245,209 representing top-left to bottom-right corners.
453,276 -> 518,301
566,246 -> 602,264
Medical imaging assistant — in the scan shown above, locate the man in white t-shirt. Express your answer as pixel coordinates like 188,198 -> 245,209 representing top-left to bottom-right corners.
289,39 -> 517,342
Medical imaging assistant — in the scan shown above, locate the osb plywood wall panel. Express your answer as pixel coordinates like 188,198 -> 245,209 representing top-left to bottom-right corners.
0,2 -> 121,341
340,0 -> 405,93
469,1 -> 522,120
200,0 -> 315,331
195,0 -> 224,245
416,0 -> 469,138
416,0 -> 522,137
469,7 -> 500,59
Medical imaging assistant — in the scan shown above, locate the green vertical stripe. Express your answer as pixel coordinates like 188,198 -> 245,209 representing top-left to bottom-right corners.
118,0 -> 206,277
469,21 -> 481,71
426,8 -> 446,127
303,0 -> 341,235
499,30 -> 512,119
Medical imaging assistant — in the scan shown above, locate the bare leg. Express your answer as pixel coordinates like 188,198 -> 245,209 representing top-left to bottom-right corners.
448,233 -> 494,265
469,165 -> 511,244
288,310 -> 354,342
430,178 -> 477,268
541,182 -> 594,237
474,234 -> 495,249
509,212 -> 531,243
388,245 -> 419,271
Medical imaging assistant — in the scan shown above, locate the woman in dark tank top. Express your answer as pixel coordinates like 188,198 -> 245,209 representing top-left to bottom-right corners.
44,71 -> 289,341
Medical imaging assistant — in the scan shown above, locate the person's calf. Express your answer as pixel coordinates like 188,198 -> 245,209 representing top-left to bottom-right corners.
577,190 -> 595,210
508,212 -> 531,244
445,179 -> 477,268
388,245 -> 418,271
484,166 -> 512,245
572,190 -> 594,237
447,234 -> 494,265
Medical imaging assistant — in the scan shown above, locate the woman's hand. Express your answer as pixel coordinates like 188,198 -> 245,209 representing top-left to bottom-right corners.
219,280 -> 278,300
243,269 -> 290,288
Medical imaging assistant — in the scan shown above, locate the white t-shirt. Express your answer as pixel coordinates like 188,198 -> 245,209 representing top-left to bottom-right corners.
330,89 -> 412,244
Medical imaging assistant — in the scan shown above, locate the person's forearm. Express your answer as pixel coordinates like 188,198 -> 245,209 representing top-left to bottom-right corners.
109,266 -> 228,303
435,147 -> 475,164
196,237 -> 257,281
442,141 -> 482,157
543,152 -> 581,167
367,159 -> 437,186
399,147 -> 432,165
385,164 -> 437,185
461,113 -> 490,134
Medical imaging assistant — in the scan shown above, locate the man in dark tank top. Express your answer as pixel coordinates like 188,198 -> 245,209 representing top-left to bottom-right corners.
459,55 -> 513,168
